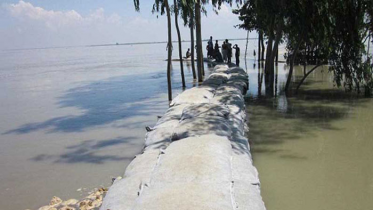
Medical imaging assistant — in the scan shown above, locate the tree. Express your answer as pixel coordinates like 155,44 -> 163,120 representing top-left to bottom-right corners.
327,0 -> 373,95
234,0 -> 373,95
195,0 -> 204,82
179,0 -> 197,79
172,0 -> 186,88
151,0 -> 174,101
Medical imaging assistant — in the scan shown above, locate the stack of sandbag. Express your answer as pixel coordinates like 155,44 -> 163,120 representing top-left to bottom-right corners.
100,65 -> 266,210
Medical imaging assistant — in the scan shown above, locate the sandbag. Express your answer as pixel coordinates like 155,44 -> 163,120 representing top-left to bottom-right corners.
208,72 -> 231,81
233,181 -> 266,210
202,77 -> 225,88
170,87 -> 214,106
216,84 -> 243,96
231,153 -> 259,184
228,67 -> 246,75
133,182 -> 233,210
180,103 -> 230,120
172,116 -> 232,140
211,92 -> 245,108
144,127 -> 174,150
151,135 -> 232,183
133,135 -> 233,210
101,150 -> 161,210
226,80 -> 248,93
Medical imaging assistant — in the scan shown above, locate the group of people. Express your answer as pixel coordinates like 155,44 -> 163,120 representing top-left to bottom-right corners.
207,36 -> 240,66
185,36 -> 241,66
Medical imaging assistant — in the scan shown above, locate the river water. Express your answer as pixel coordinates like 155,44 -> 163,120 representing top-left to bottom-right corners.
247,63 -> 373,210
0,40 -> 372,210
0,42 -> 214,210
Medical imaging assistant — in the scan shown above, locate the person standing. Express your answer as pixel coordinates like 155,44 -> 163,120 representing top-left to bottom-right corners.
222,41 -> 227,62
214,40 -> 220,59
233,44 -> 240,66
208,36 -> 213,58
226,39 -> 232,64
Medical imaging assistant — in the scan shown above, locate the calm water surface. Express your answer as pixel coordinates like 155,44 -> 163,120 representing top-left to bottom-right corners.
0,42 -> 214,210
1,40 -> 372,210
246,63 -> 373,210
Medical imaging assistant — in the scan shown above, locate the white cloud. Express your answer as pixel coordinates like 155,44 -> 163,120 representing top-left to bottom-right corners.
0,1 -> 248,50
5,1 -> 122,30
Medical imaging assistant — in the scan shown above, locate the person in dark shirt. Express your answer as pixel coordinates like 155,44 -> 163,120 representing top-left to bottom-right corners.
186,48 -> 191,58
233,44 -> 240,66
214,40 -> 220,59
222,41 -> 227,62
208,36 -> 213,58
226,39 -> 232,63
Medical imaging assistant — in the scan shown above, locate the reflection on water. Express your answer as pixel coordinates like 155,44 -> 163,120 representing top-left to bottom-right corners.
246,63 -> 373,210
0,43 -> 215,210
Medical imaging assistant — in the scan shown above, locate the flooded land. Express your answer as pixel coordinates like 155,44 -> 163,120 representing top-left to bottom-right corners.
0,40 -> 372,209
247,64 -> 373,210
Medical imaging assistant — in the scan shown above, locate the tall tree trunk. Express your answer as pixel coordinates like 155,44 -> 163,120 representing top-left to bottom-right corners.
258,31 -> 262,61
245,30 -> 249,67
190,16 -> 196,79
165,0 -> 172,101
195,0 -> 203,82
261,36 -> 265,61
173,0 -> 185,88
269,22 -> 283,74
285,40 -> 302,92
264,18 -> 274,74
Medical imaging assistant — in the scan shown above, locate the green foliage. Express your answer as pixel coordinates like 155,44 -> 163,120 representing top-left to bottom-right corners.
234,0 -> 373,94
328,0 -> 372,92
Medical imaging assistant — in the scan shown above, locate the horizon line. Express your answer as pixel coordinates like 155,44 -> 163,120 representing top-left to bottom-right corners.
2,37 -> 258,52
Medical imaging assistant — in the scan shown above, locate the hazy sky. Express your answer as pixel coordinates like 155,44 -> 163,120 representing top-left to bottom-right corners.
0,0 -> 256,50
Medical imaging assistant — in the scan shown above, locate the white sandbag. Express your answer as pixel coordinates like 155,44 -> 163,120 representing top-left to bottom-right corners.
233,181 -> 266,210
124,150 -> 160,178
216,84 -> 243,96
172,116 -> 232,140
170,87 -> 214,106
228,67 -> 247,75
133,182 -> 233,210
214,64 -> 229,71
230,133 -> 251,156
228,114 -> 246,136
101,150 -> 161,210
144,127 -> 174,149
202,77 -> 225,88
211,92 -> 245,108
181,103 -> 230,120
226,80 -> 248,93
231,153 -> 259,184
151,135 -> 232,183
154,104 -> 188,128
100,177 -> 141,210
153,119 -> 179,129
230,72 -> 248,81
208,72 -> 231,81
227,104 -> 246,120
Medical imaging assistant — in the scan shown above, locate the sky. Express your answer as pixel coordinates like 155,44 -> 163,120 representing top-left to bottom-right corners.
0,0 -> 256,50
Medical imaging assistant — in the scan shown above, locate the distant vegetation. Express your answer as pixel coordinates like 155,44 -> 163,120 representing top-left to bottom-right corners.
133,0 -> 373,97
234,0 -> 373,96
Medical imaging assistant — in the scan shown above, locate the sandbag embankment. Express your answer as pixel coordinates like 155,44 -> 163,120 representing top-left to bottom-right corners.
100,65 -> 266,210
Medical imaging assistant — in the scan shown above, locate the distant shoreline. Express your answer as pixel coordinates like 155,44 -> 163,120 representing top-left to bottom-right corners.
2,38 -> 258,52
89,38 -> 258,47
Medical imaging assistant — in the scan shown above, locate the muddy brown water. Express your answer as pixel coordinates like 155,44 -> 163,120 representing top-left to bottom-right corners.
246,64 -> 373,210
